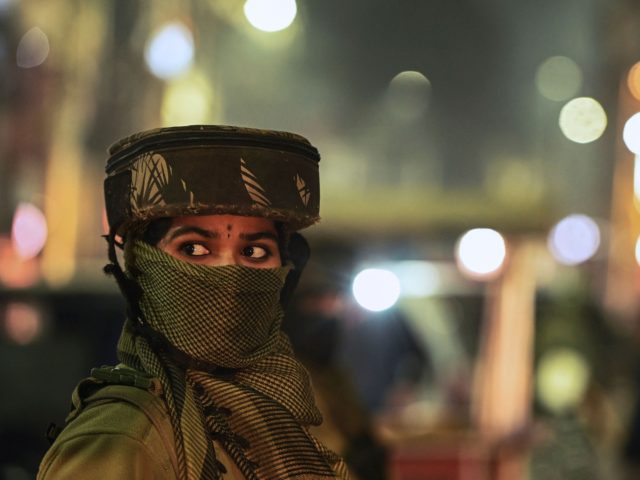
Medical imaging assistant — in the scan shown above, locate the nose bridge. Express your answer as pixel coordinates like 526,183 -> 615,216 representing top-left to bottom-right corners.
217,246 -> 239,266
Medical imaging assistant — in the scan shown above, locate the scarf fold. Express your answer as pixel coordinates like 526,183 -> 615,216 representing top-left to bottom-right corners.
117,241 -> 348,479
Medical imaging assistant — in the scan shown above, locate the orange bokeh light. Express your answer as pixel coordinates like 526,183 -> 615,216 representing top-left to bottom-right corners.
3,302 -> 44,345
0,236 -> 40,288
628,62 -> 640,102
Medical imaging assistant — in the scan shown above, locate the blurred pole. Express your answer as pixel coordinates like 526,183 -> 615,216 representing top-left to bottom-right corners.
472,239 -> 538,480
34,2 -> 109,286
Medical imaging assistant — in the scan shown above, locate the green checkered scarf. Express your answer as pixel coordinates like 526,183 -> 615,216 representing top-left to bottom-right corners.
116,241 -> 348,479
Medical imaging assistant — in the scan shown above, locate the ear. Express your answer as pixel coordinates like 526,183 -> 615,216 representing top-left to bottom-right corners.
280,233 -> 310,309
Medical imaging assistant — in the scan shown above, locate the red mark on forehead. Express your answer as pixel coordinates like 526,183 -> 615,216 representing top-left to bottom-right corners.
227,224 -> 232,239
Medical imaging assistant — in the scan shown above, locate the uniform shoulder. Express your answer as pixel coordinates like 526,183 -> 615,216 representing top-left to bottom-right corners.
38,370 -> 179,479
57,366 -> 169,441
59,385 -> 164,440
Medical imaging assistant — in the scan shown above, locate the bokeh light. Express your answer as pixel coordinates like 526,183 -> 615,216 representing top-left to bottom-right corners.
634,156 -> 640,202
485,157 -> 545,206
635,235 -> 640,267
628,62 -> 640,102
623,112 -> 640,155
244,0 -> 297,32
387,70 -> 432,119
16,27 -> 49,68
352,268 -> 401,312
3,302 -> 44,345
455,228 -> 507,280
0,0 -> 17,12
11,202 -> 47,260
392,261 -> 440,297
548,214 -> 600,265
536,348 -> 590,413
145,22 -> 194,80
558,97 -> 607,144
162,73 -> 213,126
0,237 -> 39,288
535,56 -> 583,102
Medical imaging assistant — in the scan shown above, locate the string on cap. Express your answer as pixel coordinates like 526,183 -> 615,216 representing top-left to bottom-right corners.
103,227 -> 145,327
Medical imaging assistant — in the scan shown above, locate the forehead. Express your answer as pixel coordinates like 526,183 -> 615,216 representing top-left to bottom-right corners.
169,214 -> 276,232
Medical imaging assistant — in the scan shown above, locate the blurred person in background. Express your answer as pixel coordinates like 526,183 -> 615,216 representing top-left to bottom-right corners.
38,126 -> 350,479
283,281 -> 390,480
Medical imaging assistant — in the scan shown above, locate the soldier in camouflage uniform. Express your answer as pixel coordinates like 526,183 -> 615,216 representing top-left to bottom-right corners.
38,126 -> 349,480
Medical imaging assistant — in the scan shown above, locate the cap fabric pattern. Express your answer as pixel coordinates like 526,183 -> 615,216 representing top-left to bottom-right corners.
104,125 -> 321,235
117,242 -> 348,479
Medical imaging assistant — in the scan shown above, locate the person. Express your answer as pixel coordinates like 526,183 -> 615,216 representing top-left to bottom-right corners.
38,125 -> 350,479
283,286 -> 390,480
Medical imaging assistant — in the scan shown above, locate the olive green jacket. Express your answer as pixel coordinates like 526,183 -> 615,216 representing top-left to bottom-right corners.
38,371 -> 243,479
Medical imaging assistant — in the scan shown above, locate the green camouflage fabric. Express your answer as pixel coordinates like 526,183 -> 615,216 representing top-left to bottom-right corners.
104,125 -> 321,236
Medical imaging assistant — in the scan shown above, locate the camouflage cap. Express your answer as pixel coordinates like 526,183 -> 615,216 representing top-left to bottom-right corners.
104,125 -> 320,235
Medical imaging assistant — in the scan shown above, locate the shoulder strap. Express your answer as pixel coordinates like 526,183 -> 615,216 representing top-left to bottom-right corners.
66,365 -> 162,423
90,364 -> 161,391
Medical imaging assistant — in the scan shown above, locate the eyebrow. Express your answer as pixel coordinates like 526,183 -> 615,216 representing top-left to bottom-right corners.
166,226 -> 220,242
239,231 -> 279,242
165,226 -> 278,243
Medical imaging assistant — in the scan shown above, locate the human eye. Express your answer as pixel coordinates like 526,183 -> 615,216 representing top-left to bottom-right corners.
180,242 -> 210,257
241,245 -> 271,261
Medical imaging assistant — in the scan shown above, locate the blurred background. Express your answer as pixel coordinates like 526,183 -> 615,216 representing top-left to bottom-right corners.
1,0 -> 640,478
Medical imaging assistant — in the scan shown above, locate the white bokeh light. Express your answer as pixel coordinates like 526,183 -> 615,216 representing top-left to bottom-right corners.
558,97 -> 607,144
11,202 -> 47,260
392,261 -> 440,297
548,214 -> 600,265
623,112 -> 640,155
352,268 -> 401,312
145,22 -> 194,80
387,70 -> 432,119
535,56 -> 583,102
634,155 -> 640,201
244,0 -> 297,32
635,235 -> 640,266
455,228 -> 506,280
16,27 -> 49,68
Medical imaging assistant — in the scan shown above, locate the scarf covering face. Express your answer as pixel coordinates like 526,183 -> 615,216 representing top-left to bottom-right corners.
117,241 -> 348,480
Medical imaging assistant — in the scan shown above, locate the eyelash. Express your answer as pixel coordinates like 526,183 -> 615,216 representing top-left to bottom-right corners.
179,242 -> 210,257
241,245 -> 272,261
178,242 -> 273,261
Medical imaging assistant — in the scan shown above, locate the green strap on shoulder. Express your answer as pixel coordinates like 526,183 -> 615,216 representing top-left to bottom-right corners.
90,365 -> 157,390
52,366 -> 160,443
